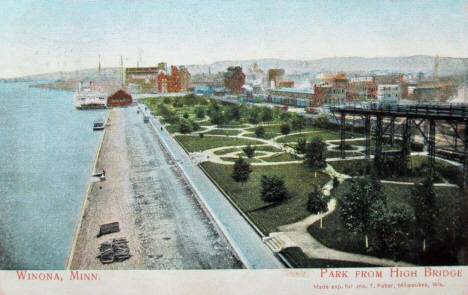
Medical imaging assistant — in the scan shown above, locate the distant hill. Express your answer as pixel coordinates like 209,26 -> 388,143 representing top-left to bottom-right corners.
6,68 -> 121,82
4,55 -> 467,82
185,56 -> 468,77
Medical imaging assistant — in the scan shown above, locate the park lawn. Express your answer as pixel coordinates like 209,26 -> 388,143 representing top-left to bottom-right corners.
260,153 -> 300,163
175,135 -> 261,152
165,124 -> 180,134
276,130 -> 342,143
330,144 -> 360,151
329,159 -> 373,176
219,157 -> 263,163
325,151 -> 364,158
328,156 -> 462,185
263,132 -> 283,140
244,125 -> 283,140
213,147 -> 242,155
245,124 -> 282,133
205,129 -> 242,136
255,145 -> 283,152
200,162 -> 330,234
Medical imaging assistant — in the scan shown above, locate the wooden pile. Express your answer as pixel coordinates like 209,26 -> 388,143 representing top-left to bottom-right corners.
97,238 -> 131,264
97,222 -> 120,237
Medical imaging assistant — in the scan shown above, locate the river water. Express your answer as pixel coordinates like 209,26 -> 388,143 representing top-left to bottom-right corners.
0,82 -> 106,269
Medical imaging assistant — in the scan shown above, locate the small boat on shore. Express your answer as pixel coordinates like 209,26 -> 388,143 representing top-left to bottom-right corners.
93,118 -> 105,131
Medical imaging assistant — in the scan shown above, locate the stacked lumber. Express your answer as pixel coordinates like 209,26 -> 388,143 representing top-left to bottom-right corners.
97,238 -> 131,264
97,222 -> 120,237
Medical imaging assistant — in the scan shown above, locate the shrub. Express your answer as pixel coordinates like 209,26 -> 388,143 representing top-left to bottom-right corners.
255,126 -> 265,138
191,120 -> 200,131
231,156 -> 253,185
179,121 -> 191,134
195,107 -> 205,119
295,139 -> 307,154
260,175 -> 288,203
333,176 -> 340,188
280,123 -> 291,135
243,145 -> 257,158
307,188 -> 329,214
163,97 -> 173,104
304,137 -> 327,169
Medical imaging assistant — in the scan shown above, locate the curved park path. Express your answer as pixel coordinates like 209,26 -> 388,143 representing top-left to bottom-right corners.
164,116 -> 460,267
169,122 -> 422,266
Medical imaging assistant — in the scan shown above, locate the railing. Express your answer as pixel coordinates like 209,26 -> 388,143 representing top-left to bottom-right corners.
330,103 -> 468,119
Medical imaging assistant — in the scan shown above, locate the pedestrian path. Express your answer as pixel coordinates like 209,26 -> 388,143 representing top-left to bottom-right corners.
277,200 -> 414,267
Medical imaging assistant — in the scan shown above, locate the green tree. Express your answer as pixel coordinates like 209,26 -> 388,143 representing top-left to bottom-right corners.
304,136 -> 327,169
313,115 -> 329,129
172,97 -> 183,107
248,106 -> 262,124
280,123 -> 291,135
231,156 -> 253,185
292,115 -> 307,133
255,125 -> 265,138
210,110 -> 225,128
195,107 -> 205,119
190,120 -> 200,131
243,145 -> 257,158
295,139 -> 307,154
261,107 -> 274,124
371,206 -> 413,260
280,111 -> 292,121
183,112 -> 189,119
179,121 -> 191,134
340,175 -> 386,248
332,176 -> 340,189
306,187 -> 329,214
226,105 -> 241,122
411,177 -> 439,250
260,175 -> 288,203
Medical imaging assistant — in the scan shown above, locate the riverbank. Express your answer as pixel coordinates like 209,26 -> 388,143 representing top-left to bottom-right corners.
68,107 -> 241,269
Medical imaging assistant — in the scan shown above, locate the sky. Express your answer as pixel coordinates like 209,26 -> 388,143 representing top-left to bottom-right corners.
0,0 -> 467,78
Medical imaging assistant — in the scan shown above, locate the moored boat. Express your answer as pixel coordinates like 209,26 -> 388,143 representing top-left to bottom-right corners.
74,82 -> 107,109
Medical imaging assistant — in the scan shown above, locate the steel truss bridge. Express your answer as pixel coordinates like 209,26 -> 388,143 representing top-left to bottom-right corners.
330,104 -> 468,188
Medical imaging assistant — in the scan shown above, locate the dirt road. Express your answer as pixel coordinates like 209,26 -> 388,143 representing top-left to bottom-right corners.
68,107 -> 241,269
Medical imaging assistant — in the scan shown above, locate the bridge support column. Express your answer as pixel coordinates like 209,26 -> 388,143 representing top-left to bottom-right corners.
374,116 -> 383,161
365,115 -> 371,158
464,121 -> 468,189
340,113 -> 346,159
401,119 -> 411,156
428,119 -> 436,178
389,118 -> 395,146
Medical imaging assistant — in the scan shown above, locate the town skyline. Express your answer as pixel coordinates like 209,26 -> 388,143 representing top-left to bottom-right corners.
1,0 -> 467,78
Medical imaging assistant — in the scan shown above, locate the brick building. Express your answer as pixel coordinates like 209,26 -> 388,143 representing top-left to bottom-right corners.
107,89 -> 132,107
179,66 -> 191,92
125,67 -> 159,93
267,69 -> 285,89
349,76 -> 377,100
125,63 -> 190,94
223,66 -> 245,95
313,85 -> 346,106
167,66 -> 182,93
157,71 -> 167,93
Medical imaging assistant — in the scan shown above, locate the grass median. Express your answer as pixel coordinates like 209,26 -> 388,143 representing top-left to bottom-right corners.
175,135 -> 262,152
